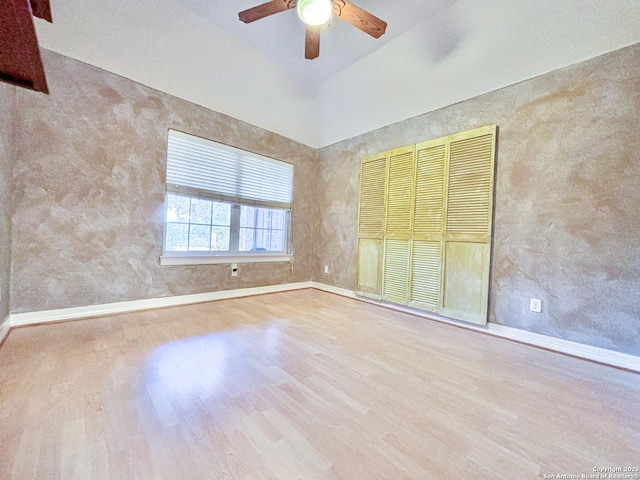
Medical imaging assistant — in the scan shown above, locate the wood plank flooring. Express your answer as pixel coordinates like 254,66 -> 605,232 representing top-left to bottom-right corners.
0,289 -> 638,479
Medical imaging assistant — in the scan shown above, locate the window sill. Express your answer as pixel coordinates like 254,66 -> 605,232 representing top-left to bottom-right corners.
159,254 -> 292,266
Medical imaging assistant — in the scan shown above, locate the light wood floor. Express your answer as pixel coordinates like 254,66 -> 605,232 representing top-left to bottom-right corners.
1,289 -> 638,479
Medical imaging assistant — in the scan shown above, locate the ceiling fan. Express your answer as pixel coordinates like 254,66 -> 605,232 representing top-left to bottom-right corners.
238,0 -> 387,60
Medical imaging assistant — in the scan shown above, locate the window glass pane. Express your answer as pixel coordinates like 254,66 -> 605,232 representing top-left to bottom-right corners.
212,227 -> 230,251
240,205 -> 287,230
272,210 -> 286,230
238,206 -> 288,253
190,198 -> 212,225
240,227 -> 272,251
240,228 -> 279,252
255,228 -> 270,250
270,230 -> 285,251
239,227 -> 256,251
212,202 -> 231,226
256,208 -> 270,229
242,206 -> 275,229
166,193 -> 190,222
189,225 -> 211,251
240,206 -> 256,228
166,223 -> 189,251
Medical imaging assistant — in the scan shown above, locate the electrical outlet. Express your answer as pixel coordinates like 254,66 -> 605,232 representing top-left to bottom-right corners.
530,298 -> 542,313
231,263 -> 238,277
324,265 -> 329,274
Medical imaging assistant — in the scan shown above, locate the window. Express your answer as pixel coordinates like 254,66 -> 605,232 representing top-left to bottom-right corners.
161,130 -> 293,265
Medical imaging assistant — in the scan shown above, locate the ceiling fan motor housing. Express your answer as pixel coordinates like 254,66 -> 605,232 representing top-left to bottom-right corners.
297,0 -> 333,26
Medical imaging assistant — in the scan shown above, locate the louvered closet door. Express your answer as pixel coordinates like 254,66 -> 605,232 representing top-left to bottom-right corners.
383,146 -> 415,304
441,125 -> 496,325
356,153 -> 388,298
410,138 -> 447,311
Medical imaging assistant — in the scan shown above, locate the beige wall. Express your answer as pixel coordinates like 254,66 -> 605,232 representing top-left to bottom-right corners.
0,84 -> 15,324
8,51 -> 317,313
316,44 -> 640,356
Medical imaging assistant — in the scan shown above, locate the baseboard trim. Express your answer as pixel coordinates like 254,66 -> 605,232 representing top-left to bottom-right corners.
5,281 -> 639,373
9,281 -> 313,328
310,282 -> 640,373
0,318 -> 10,347
310,282 -> 357,299
485,324 -> 640,372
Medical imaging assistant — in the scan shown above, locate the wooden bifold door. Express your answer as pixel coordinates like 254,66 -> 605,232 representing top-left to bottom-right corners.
356,125 -> 496,325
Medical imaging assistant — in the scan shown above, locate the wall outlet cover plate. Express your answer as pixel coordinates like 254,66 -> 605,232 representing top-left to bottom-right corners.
530,298 -> 542,313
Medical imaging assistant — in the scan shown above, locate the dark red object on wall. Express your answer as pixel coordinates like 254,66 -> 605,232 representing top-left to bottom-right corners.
0,0 -> 52,93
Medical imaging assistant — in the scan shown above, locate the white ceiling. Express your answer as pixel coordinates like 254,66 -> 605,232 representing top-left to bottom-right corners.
35,0 -> 640,148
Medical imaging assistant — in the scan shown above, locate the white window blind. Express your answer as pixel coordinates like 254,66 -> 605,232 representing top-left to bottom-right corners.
166,130 -> 294,209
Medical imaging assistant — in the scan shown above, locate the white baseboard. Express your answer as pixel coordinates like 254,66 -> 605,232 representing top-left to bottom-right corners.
310,282 -> 357,299
311,282 -> 640,373
5,281 -> 639,373
9,281 -> 313,328
486,324 -> 640,372
0,317 -> 10,345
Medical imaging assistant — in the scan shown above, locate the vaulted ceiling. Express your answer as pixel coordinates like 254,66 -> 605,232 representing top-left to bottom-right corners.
35,0 -> 640,148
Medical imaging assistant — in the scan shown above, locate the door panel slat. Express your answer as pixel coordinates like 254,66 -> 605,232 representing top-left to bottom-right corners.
413,144 -> 445,236
358,156 -> 387,236
386,151 -> 414,234
410,240 -> 442,308
383,239 -> 410,304
446,133 -> 494,236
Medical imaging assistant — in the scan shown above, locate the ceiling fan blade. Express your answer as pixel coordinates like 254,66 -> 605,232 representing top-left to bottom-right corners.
332,0 -> 387,38
29,0 -> 52,22
238,0 -> 296,24
305,26 -> 320,60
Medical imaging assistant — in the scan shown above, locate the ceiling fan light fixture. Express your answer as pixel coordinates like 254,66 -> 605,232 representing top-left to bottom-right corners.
297,0 -> 332,26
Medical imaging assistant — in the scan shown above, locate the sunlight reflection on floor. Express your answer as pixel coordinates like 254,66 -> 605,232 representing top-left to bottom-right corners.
143,323 -> 285,427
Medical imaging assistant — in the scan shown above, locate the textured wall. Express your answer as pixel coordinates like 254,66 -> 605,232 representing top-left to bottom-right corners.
316,44 -> 640,356
8,50 -> 317,313
0,84 -> 15,324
